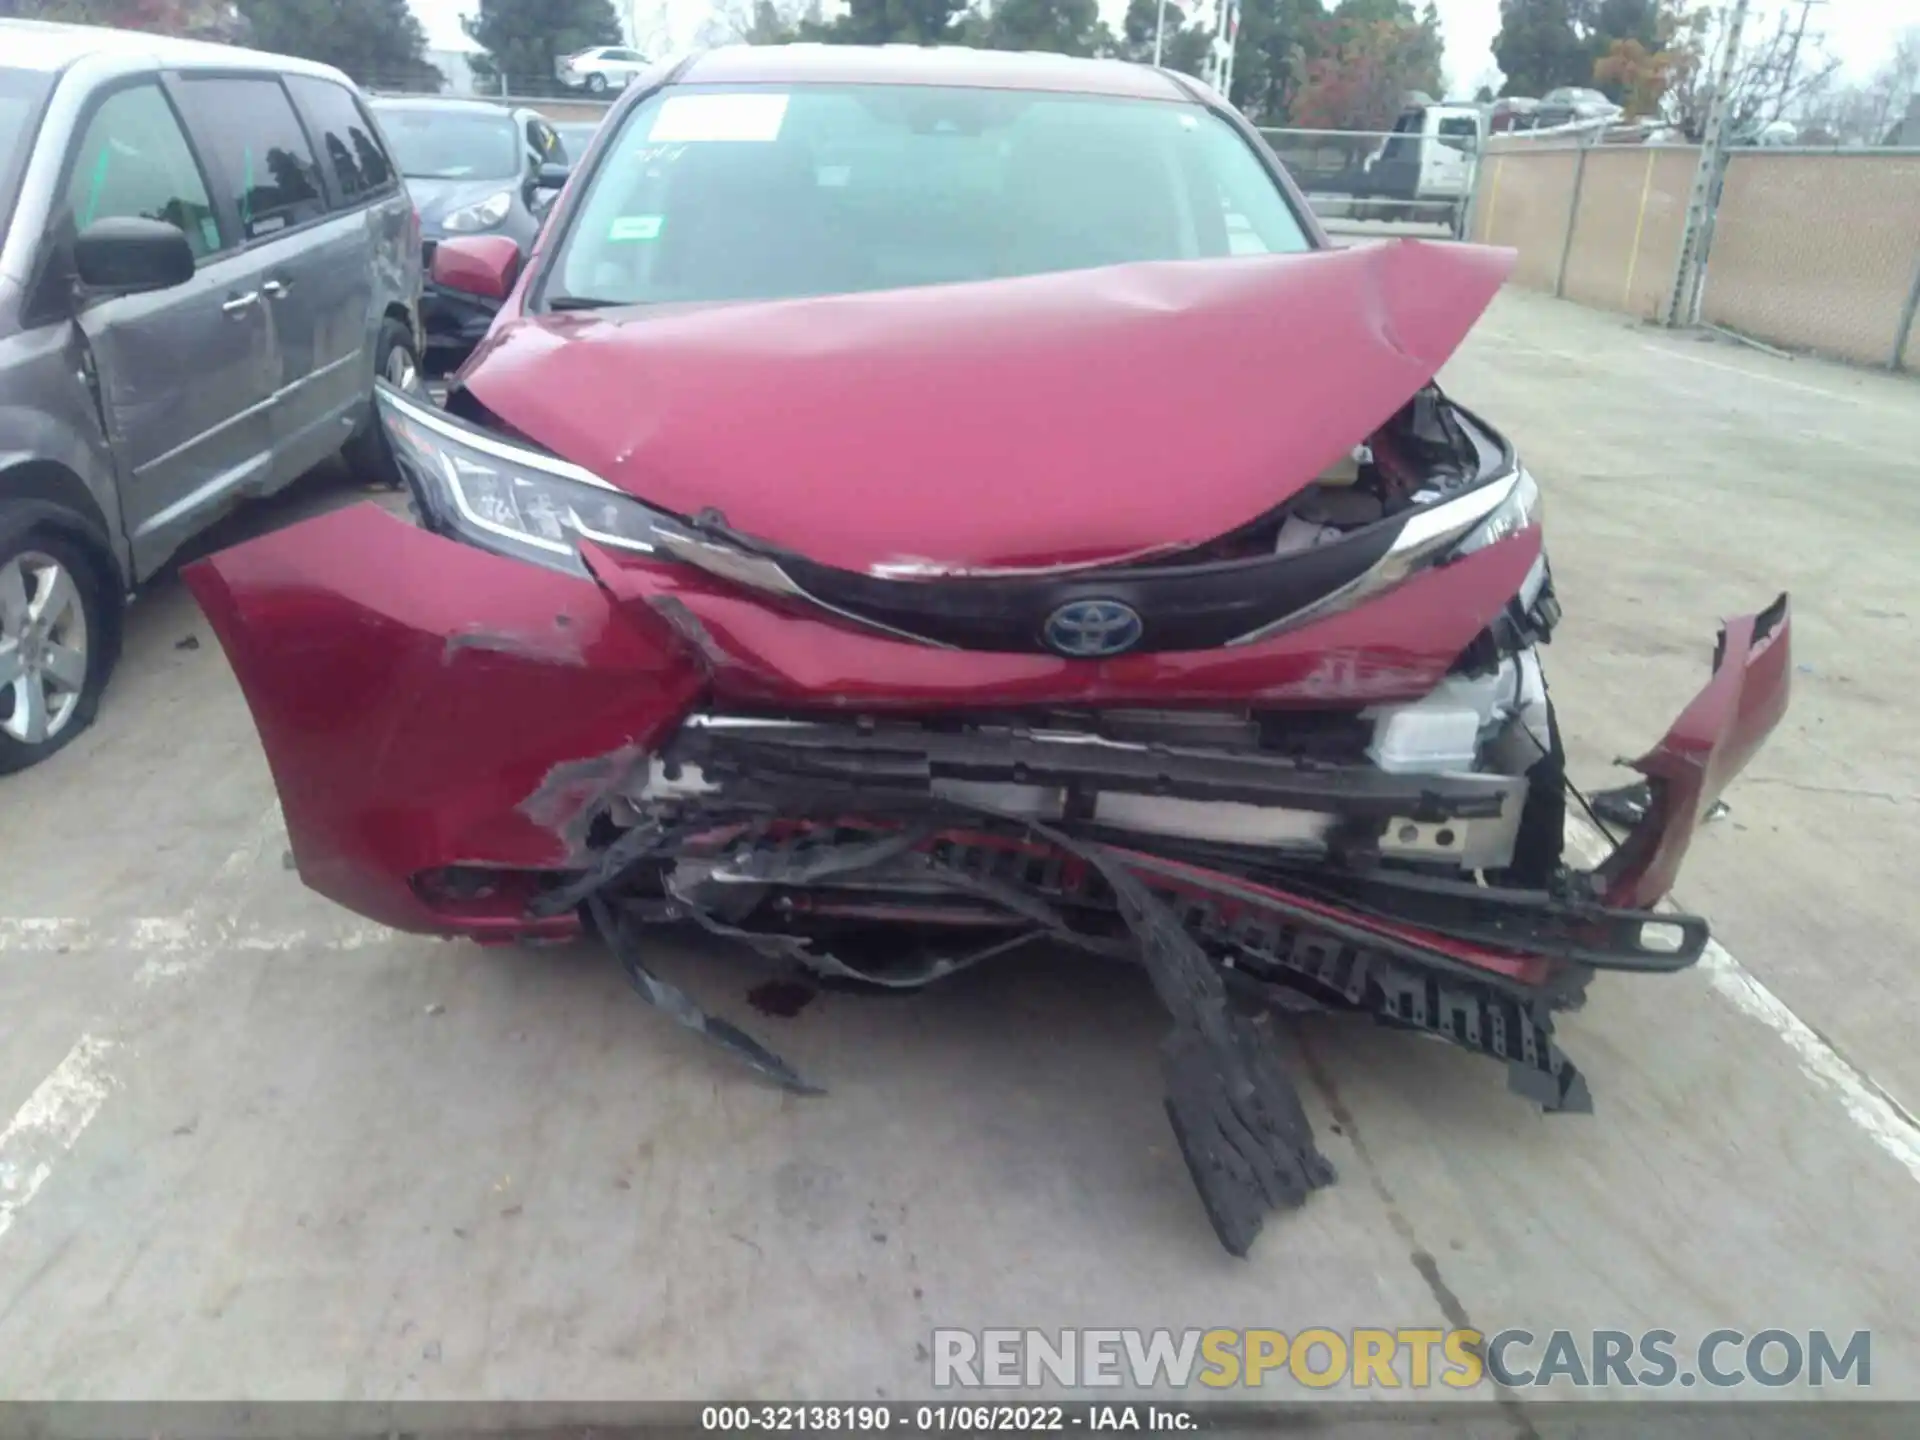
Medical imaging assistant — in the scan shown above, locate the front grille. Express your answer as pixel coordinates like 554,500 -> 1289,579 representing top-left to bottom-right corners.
774,521 -> 1401,655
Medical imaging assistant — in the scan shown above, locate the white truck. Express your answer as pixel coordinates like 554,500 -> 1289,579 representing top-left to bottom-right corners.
1343,101 -> 1486,235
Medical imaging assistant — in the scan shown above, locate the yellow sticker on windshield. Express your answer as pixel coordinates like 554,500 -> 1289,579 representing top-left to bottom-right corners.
608,215 -> 663,242
648,93 -> 789,143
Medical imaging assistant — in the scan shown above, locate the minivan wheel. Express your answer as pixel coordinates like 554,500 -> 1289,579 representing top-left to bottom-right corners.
0,532 -> 111,774
343,317 -> 421,489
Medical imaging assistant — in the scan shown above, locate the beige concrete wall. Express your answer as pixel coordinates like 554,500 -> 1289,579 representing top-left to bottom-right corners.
1701,151 -> 1920,367
1469,146 -> 1581,293
1560,145 -> 1698,319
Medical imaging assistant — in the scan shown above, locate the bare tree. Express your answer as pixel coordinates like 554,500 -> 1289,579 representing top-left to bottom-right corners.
626,0 -> 678,53
1791,26 -> 1919,144
698,0 -> 819,46
1662,1 -> 1844,140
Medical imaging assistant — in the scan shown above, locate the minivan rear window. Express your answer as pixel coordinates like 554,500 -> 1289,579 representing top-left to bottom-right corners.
177,75 -> 328,239
287,75 -> 396,206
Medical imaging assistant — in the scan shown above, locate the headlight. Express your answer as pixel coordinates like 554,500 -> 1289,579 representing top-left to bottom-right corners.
375,381 -> 671,577
1229,466 -> 1539,646
1452,465 -> 1542,557
441,190 -> 514,232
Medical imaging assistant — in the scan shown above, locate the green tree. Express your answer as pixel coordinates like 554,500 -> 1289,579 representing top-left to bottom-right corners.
969,0 -> 1106,55
1292,8 -> 1444,129
0,0 -> 246,36
236,0 -> 439,88
1494,0 -> 1678,99
798,0 -> 967,45
1224,0 -> 1329,123
465,0 -> 622,96
1116,0 -> 1212,75
1491,0 -> 1590,96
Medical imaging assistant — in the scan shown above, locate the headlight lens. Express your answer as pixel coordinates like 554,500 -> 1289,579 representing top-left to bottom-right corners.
441,190 -> 514,232
1452,465 -> 1542,556
375,381 -> 671,577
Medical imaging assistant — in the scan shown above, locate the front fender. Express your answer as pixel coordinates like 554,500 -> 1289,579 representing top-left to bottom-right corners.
184,502 -> 705,937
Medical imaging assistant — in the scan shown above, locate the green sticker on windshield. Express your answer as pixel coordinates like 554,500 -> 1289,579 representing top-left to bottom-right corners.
608,214 -> 663,242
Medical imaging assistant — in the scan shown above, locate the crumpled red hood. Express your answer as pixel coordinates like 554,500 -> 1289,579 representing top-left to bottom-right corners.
462,239 -> 1515,575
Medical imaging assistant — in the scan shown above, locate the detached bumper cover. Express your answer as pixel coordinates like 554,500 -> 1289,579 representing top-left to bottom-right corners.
1595,594 -> 1791,909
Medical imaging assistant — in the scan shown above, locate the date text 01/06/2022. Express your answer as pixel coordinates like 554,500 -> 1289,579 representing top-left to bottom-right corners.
699,1404 -> 1197,1432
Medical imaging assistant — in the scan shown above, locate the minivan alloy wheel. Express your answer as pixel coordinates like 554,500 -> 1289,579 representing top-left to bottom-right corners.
0,551 -> 89,745
384,343 -> 420,395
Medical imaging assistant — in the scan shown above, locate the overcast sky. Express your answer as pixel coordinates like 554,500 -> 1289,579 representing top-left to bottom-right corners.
415,0 -> 1920,94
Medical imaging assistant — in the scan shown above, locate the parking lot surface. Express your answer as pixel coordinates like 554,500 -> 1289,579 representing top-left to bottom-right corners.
2,287 -> 1918,1403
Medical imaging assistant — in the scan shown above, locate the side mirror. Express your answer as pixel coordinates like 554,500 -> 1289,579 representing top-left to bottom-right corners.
430,234 -> 523,301
535,162 -> 571,192
73,216 -> 195,294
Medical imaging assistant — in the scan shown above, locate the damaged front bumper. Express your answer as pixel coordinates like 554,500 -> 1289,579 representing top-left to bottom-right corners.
185,503 -> 1790,1257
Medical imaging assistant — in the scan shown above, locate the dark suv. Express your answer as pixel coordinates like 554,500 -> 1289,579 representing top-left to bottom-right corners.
0,19 -> 424,772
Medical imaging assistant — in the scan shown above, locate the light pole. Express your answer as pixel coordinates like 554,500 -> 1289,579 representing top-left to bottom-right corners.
1153,0 -> 1168,67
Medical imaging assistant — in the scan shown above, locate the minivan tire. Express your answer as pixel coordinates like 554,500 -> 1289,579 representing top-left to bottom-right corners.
343,316 -> 420,489
0,526 -> 113,775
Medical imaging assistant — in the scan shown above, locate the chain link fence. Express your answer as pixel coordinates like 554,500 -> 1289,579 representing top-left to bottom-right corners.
1466,133 -> 1920,372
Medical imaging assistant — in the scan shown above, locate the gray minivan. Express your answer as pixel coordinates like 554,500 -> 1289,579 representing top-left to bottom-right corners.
0,20 -> 423,772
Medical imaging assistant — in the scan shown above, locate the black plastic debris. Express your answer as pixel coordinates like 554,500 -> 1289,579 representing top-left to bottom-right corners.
588,895 -> 822,1096
1591,779 -> 1729,829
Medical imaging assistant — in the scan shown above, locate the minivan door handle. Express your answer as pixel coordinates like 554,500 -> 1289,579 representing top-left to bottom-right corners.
261,279 -> 290,299
221,290 -> 260,315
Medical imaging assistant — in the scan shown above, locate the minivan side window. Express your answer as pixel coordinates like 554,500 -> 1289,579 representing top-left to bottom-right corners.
286,75 -> 397,206
64,82 -> 222,258
177,76 -> 327,239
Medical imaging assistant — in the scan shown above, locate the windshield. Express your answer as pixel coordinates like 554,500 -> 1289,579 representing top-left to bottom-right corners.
543,83 -> 1312,309
375,107 -> 520,181
1,68 -> 54,240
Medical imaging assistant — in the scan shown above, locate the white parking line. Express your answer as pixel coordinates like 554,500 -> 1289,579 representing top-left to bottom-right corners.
3,817 -> 1916,1255
1474,322 -> 1857,405
1636,342 -> 1858,401
0,916 -> 399,956
0,1034 -> 116,1243
1568,819 -> 1920,1184
1697,944 -> 1920,1182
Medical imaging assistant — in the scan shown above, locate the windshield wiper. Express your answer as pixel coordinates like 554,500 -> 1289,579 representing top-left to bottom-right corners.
546,296 -> 632,311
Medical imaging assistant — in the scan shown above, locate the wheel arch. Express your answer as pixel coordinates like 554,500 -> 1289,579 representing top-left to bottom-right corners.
0,459 -> 122,574
382,301 -> 416,343
0,469 -> 127,671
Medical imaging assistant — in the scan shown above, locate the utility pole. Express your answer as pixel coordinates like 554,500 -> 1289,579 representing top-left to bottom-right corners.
1154,0 -> 1168,67
1666,0 -> 1751,328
